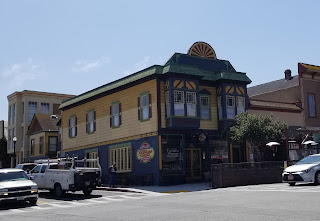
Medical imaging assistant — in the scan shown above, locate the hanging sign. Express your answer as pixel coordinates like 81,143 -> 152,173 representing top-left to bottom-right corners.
137,142 -> 155,164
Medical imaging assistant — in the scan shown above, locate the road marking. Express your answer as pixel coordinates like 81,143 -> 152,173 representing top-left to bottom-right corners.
49,203 -> 72,208
86,199 -> 106,204
102,197 -> 124,201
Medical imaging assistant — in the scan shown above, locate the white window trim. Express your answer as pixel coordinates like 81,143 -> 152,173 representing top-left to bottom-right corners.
200,95 -> 210,120
109,146 -> 132,173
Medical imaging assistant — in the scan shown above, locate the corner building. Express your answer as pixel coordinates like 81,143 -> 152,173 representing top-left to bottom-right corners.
59,42 -> 251,185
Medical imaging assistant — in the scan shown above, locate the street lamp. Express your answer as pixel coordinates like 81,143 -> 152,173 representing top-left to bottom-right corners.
12,136 -> 17,167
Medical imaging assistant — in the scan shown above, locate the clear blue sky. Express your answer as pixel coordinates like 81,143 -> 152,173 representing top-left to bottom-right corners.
1,0 -> 320,121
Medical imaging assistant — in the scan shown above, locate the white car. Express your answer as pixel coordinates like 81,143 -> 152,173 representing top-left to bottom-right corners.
282,154 -> 320,186
0,169 -> 38,205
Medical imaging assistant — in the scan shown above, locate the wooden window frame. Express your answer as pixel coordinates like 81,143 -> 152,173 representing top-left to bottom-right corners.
308,93 -> 317,118
110,102 -> 121,128
109,146 -> 132,173
138,92 -> 152,122
186,91 -> 197,117
86,110 -> 96,134
226,95 -> 235,119
200,95 -> 211,120
30,139 -> 35,156
174,90 -> 185,116
69,115 -> 77,138
39,136 -> 44,154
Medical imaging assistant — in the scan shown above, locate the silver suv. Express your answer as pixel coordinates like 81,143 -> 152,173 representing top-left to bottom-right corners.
0,169 -> 38,205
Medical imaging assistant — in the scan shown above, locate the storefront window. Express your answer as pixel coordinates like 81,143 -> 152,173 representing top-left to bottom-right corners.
161,135 -> 183,170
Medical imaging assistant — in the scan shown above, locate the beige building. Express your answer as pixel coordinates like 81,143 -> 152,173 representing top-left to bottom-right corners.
248,63 -> 320,163
7,90 -> 74,167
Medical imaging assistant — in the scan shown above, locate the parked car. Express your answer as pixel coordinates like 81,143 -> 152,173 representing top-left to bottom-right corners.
15,163 -> 37,174
282,154 -> 320,186
0,169 -> 38,205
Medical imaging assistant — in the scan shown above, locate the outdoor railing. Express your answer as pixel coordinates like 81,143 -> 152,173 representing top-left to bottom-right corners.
211,161 -> 284,188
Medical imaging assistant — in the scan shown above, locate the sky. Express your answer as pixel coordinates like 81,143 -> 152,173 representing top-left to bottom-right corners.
1,0 -> 320,121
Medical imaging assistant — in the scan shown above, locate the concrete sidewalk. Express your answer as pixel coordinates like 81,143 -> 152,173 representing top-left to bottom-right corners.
97,182 -> 212,194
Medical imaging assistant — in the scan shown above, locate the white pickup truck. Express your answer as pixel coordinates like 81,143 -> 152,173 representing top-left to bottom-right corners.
29,158 -> 101,197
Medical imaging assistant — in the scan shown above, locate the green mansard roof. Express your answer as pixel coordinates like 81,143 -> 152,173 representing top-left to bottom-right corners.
60,53 -> 251,110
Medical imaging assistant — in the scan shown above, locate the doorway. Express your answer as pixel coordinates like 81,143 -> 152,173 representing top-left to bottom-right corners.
186,148 -> 202,182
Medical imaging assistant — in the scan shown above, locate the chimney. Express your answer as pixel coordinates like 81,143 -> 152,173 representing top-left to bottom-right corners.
284,69 -> 292,80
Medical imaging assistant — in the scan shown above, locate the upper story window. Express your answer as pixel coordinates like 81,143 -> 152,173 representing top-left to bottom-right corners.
69,115 -> 77,138
28,102 -> 37,122
186,92 -> 197,117
237,97 -> 245,115
41,103 -> 50,114
58,126 -> 62,142
226,95 -> 235,119
308,93 -> 316,118
138,92 -> 152,121
39,136 -> 44,154
165,91 -> 171,116
49,136 -> 57,152
30,139 -> 35,156
8,105 -> 11,125
86,110 -> 96,134
12,104 -> 16,124
22,102 -> 24,122
200,95 -> 210,120
110,102 -> 121,128
174,90 -> 185,116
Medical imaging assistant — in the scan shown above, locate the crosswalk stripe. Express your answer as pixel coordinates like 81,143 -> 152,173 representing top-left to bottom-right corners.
101,196 -> 124,201
86,199 -> 106,204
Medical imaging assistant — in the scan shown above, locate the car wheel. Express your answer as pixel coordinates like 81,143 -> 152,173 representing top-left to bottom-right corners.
54,183 -> 65,198
314,171 -> 320,185
289,182 -> 296,186
83,189 -> 92,196
29,198 -> 37,205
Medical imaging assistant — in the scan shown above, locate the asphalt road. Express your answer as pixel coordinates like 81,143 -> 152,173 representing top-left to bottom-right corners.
1,183 -> 320,221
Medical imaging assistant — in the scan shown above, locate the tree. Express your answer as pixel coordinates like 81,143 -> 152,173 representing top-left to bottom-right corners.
229,112 -> 287,161
0,137 -> 10,168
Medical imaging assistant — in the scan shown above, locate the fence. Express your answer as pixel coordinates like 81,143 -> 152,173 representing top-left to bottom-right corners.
211,161 -> 284,188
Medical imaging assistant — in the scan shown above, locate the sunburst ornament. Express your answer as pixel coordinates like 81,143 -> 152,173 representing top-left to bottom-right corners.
188,42 -> 217,59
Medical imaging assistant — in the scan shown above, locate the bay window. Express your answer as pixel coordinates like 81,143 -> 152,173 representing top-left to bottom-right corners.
186,92 -> 197,117
174,90 -> 184,116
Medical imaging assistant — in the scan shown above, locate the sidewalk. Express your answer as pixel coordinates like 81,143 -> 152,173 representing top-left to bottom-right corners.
97,182 -> 212,194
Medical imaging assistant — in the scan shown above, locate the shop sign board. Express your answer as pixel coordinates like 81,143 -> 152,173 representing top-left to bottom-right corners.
137,142 -> 155,164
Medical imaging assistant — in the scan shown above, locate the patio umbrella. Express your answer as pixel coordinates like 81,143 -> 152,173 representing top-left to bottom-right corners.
266,142 -> 280,146
302,140 -> 318,145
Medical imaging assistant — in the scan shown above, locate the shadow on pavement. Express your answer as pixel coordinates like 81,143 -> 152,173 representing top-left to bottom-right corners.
39,191 -> 103,201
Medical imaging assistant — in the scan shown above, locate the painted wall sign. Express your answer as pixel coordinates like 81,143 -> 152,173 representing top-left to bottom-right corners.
137,142 -> 155,164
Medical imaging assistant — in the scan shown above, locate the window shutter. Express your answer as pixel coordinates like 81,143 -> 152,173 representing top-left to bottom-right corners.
68,118 -> 71,137
149,94 -> 152,118
119,103 -> 122,125
94,111 -> 96,131
86,113 -> 88,133
75,117 -> 77,136
110,106 -> 112,127
138,97 -> 140,120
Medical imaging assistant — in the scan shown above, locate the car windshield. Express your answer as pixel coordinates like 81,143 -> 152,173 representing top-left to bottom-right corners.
0,171 -> 29,182
296,155 -> 320,165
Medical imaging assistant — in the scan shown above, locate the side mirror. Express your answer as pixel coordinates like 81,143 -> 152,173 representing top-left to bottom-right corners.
29,176 -> 35,180
26,169 -> 30,174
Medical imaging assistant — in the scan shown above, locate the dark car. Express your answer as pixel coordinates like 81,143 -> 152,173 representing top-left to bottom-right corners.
15,163 -> 37,174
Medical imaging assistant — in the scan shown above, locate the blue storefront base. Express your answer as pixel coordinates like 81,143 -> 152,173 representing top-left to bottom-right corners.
61,135 -> 160,186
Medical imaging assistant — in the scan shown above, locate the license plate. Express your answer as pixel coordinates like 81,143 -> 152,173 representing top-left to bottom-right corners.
288,174 -> 294,180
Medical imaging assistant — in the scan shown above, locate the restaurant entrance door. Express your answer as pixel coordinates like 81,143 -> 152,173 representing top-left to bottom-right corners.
186,148 -> 202,182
